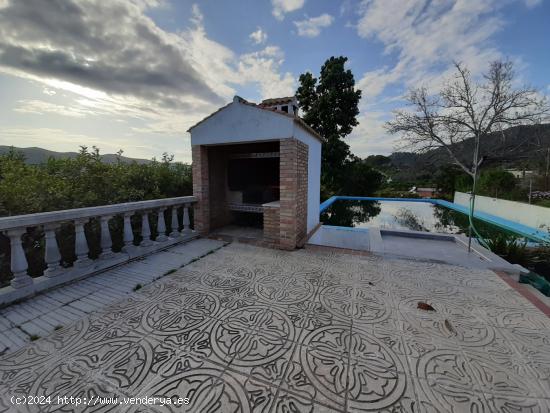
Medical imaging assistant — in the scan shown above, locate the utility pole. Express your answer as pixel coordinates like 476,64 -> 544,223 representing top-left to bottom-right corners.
546,147 -> 549,191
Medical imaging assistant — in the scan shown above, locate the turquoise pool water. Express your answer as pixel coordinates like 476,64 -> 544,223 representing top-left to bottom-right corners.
320,199 -> 524,241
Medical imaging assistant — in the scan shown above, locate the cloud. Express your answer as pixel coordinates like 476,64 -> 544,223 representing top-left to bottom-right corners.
524,0 -> 542,7
14,99 -> 98,118
249,27 -> 268,44
272,0 -> 305,20
237,46 -> 295,99
350,0 -> 520,156
355,0 -> 505,96
348,111 -> 395,156
0,1 -> 298,160
293,14 -> 334,37
0,0 -> 224,109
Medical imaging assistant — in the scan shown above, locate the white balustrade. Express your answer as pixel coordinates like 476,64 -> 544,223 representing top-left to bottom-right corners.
140,211 -> 153,247
43,223 -> 61,277
183,205 -> 191,234
0,196 -> 196,305
170,206 -> 180,238
156,208 -> 168,242
99,215 -> 114,258
7,228 -> 32,289
74,219 -> 91,267
122,212 -> 134,250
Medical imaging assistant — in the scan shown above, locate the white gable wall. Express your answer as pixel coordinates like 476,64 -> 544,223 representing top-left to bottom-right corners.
190,102 -> 294,146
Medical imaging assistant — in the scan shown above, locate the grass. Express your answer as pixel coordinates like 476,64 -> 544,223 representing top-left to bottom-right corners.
29,334 -> 40,341
133,283 -> 143,291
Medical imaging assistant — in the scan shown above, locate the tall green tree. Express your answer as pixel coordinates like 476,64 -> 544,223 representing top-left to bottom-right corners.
296,56 -> 362,195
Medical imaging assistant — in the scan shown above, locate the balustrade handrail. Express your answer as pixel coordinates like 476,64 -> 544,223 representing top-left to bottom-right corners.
0,196 -> 196,230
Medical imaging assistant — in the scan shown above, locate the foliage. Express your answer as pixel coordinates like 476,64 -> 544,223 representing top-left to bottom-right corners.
434,164 -> 470,196
0,147 -> 192,216
477,169 -> 517,198
0,147 -> 192,286
296,56 -> 362,194
340,158 -> 383,197
485,234 -> 529,266
364,155 -> 392,169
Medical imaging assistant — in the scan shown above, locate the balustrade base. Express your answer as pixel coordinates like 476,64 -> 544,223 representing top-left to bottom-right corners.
99,251 -> 116,260
156,234 -> 168,242
0,231 -> 198,307
74,257 -> 93,268
44,267 -> 64,278
10,274 -> 33,289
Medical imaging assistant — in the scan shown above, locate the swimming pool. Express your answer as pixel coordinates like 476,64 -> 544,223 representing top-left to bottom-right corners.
320,198 -> 542,243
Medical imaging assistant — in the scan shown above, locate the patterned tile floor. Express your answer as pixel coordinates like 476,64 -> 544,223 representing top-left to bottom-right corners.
1,242 -> 550,412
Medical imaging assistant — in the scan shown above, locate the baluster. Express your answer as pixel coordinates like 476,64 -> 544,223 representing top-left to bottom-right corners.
99,215 -> 114,258
74,219 -> 91,267
43,223 -> 61,277
169,206 -> 180,238
7,228 -> 32,289
122,212 -> 135,251
156,208 -> 168,242
183,204 -> 191,234
140,210 -> 153,246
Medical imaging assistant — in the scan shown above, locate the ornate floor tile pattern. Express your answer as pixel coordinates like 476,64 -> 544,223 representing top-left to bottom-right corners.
1,242 -> 550,412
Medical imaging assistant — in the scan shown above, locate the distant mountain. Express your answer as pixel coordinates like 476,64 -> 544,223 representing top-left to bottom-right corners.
0,146 -> 151,164
387,123 -> 550,180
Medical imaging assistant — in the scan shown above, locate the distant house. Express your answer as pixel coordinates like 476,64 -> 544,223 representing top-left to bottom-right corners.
505,169 -> 535,179
409,186 -> 436,198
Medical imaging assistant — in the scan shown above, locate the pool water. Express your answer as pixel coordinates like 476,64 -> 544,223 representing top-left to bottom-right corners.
320,200 -> 518,240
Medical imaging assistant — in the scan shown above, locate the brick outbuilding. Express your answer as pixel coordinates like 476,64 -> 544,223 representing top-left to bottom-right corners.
188,96 -> 322,250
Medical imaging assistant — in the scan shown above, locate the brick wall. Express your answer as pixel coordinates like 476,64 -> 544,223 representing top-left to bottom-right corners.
194,139 -> 308,250
263,204 -> 280,244
296,140 -> 308,247
192,145 -> 210,235
279,138 -> 308,250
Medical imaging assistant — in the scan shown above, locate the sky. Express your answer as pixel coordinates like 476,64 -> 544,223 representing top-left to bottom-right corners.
0,0 -> 549,162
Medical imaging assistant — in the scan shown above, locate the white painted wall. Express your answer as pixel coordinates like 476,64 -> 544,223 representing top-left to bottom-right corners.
190,101 -> 294,145
454,191 -> 550,231
294,124 -> 321,233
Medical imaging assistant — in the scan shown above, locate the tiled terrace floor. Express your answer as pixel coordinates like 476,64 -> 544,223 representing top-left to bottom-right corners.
1,243 -> 550,412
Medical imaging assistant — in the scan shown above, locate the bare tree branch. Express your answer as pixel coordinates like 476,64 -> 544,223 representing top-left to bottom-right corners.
386,60 -> 550,177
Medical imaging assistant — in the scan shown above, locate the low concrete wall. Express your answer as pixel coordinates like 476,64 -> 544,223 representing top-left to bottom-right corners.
454,191 -> 550,231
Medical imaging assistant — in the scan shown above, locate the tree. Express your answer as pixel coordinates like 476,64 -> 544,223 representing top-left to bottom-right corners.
478,169 -> 517,198
296,56 -> 362,194
387,60 -> 548,248
387,61 -> 548,179
341,158 -> 383,196
434,164 -> 469,197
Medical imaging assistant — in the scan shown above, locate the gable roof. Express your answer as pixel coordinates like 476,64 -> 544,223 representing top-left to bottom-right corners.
187,96 -> 323,142
260,96 -> 296,106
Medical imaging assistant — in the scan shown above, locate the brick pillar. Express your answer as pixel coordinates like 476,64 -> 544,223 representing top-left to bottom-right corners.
192,145 -> 210,235
263,203 -> 280,244
279,139 -> 297,250
279,138 -> 308,250
296,140 -> 309,247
